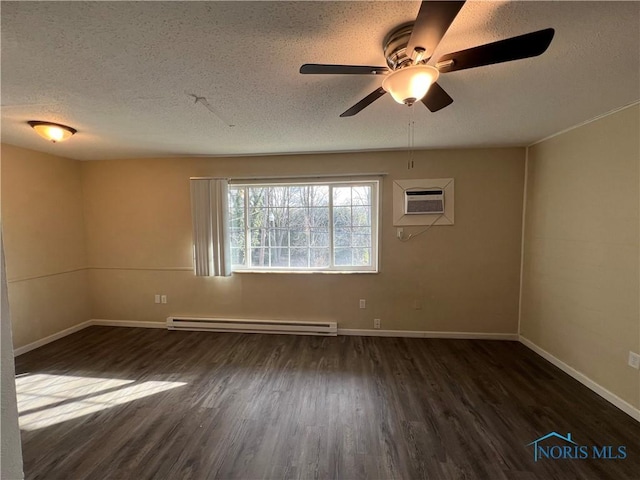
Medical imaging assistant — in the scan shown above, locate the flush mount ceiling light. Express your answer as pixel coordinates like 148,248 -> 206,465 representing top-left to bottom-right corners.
28,121 -> 77,143
382,65 -> 439,106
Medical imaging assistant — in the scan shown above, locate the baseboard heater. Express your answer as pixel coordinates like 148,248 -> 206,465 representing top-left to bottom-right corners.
166,316 -> 337,336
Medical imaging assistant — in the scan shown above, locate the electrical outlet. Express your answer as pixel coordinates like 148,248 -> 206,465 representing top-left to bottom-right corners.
628,351 -> 640,369
359,299 -> 366,309
413,299 -> 423,310
397,228 -> 403,240
161,295 -> 167,304
374,318 -> 381,329
154,294 -> 160,304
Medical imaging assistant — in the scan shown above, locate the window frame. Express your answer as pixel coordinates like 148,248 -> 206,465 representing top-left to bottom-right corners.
228,178 -> 380,273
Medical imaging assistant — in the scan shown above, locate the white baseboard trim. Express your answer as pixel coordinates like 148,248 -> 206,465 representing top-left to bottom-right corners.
14,320 -> 94,356
339,328 -> 424,337
338,328 -> 518,340
14,319 -> 166,356
520,336 -> 640,422
15,320 -> 518,357
91,319 -> 166,329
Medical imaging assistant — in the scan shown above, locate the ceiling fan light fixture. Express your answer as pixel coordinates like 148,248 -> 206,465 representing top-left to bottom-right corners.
28,121 -> 77,143
382,65 -> 439,106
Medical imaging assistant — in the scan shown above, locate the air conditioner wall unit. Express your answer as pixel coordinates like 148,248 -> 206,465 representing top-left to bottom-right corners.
404,188 -> 445,214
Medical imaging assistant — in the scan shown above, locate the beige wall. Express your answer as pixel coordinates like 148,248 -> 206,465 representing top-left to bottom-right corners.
521,104 -> 640,409
1,230 -> 24,479
1,145 -> 525,347
82,148 -> 525,333
1,144 -> 91,348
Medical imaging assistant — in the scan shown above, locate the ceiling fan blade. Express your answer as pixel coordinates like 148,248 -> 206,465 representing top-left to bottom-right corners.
340,87 -> 387,117
421,82 -> 453,112
436,28 -> 555,73
300,64 -> 388,75
406,1 -> 466,61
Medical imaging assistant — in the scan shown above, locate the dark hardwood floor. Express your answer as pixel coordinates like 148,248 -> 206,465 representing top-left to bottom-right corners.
14,327 -> 640,480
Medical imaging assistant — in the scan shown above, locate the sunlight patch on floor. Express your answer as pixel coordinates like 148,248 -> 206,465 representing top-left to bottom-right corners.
16,374 -> 186,431
17,374 -> 135,411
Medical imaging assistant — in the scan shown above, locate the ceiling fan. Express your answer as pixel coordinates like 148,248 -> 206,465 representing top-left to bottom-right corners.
300,1 -> 554,117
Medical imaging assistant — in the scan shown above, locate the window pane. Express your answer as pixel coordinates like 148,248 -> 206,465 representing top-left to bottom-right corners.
269,186 -> 288,207
310,207 -> 329,227
333,186 -> 351,206
230,229 -> 245,248
231,247 -> 245,266
271,247 -> 289,267
290,229 -> 309,247
351,234 -> 370,248
229,181 -> 377,272
334,227 -> 351,247
229,188 -> 245,228
229,187 -> 242,200
229,211 -> 245,229
269,228 -> 289,248
269,207 -> 288,227
311,248 -> 330,267
248,187 -> 268,208
334,248 -> 352,266
353,248 -> 371,266
311,186 -> 329,207
290,248 -> 309,268
352,206 -> 371,227
289,207 -> 308,227
311,230 -> 329,247
251,248 -> 270,267
250,229 -> 267,247
249,207 -> 267,229
289,186 -> 308,207
333,206 -> 351,227
352,186 -> 371,206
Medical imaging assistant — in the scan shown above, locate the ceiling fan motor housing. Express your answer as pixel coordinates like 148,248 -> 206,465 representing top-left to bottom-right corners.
383,23 -> 419,71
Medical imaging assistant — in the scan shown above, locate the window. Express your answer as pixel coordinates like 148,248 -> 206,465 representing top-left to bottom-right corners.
228,180 -> 379,272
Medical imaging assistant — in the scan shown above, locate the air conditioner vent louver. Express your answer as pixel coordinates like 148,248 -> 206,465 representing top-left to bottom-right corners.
404,189 -> 444,214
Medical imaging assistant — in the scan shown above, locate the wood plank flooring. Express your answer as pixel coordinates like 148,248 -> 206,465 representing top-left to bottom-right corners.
14,327 -> 640,479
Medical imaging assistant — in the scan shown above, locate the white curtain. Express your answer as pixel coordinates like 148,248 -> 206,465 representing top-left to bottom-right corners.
190,178 -> 231,277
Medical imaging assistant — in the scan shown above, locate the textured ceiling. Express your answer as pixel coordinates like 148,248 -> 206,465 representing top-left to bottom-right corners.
1,1 -> 639,160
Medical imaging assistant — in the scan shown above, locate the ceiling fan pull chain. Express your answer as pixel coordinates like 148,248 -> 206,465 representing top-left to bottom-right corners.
407,110 -> 415,170
410,120 -> 415,169
407,117 -> 411,170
